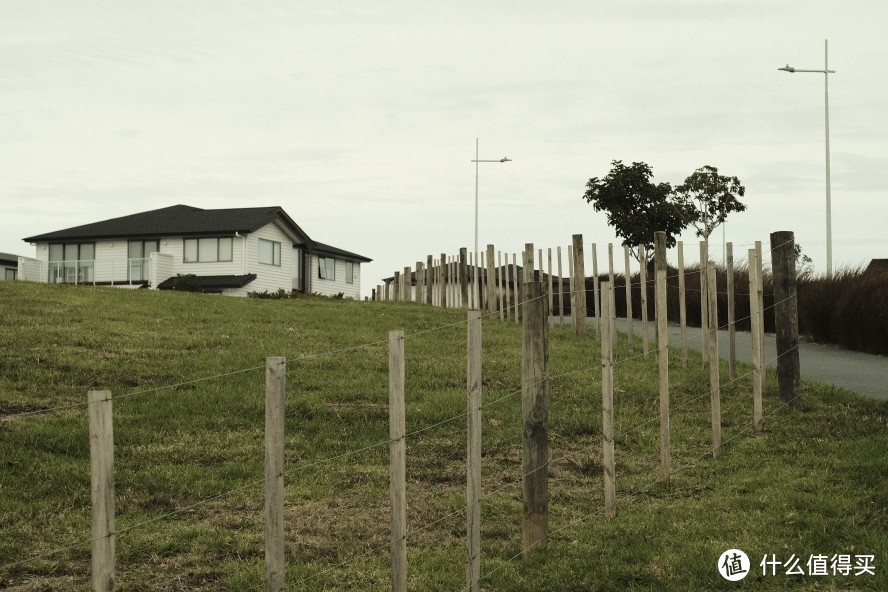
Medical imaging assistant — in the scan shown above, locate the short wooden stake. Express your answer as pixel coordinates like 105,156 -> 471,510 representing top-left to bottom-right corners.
466,312 -> 482,591
600,283 -> 616,516
707,262 -> 721,457
388,331 -> 407,592
265,358 -> 286,592
89,390 -> 115,592
522,281 -> 549,554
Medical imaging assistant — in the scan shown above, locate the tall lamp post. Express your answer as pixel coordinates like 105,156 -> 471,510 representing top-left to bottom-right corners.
779,39 -> 836,277
471,138 -> 511,308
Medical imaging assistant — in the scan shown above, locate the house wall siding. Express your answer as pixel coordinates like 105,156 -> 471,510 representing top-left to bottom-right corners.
310,255 -> 362,299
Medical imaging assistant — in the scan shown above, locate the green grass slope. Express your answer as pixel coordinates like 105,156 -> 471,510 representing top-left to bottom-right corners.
0,281 -> 885,590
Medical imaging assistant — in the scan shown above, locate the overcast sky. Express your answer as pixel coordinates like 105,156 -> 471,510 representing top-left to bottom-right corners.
3,1 -> 887,292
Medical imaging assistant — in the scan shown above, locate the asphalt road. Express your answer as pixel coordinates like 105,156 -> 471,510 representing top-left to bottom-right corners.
559,316 -> 888,401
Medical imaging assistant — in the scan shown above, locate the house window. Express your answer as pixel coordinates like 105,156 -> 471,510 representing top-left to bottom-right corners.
4,269 -> 15,281
184,237 -> 233,263
346,261 -> 354,284
318,257 -> 335,280
48,242 -> 95,283
259,239 -> 281,266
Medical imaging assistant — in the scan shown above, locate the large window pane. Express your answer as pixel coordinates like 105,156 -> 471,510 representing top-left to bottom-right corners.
64,244 -> 78,262
128,241 -> 143,259
198,238 -> 218,262
259,239 -> 280,266
219,238 -> 233,262
49,244 -> 64,262
184,239 -> 198,263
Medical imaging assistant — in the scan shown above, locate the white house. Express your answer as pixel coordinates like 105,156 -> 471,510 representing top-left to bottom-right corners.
19,205 -> 371,298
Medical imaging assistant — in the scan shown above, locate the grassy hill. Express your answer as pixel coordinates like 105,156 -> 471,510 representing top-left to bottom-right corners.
1,281 -> 886,590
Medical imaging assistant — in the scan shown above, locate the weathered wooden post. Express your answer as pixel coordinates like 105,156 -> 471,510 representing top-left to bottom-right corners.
460,248 -> 469,308
700,240 -> 709,366
265,358 -> 286,592
607,244 -> 616,350
707,262 -> 721,458
571,234 -> 587,336
415,261 -> 424,304
440,253 -> 448,309
547,248 -> 554,317
755,241 -> 766,397
639,244 -> 649,358
403,266 -> 411,302
749,248 -> 763,431
522,281 -> 549,554
654,232 -> 670,482
487,244 -> 496,315
600,283 -> 616,516
498,251 -> 505,321
466,311 -> 482,591
726,243 -> 737,379
591,243 -> 600,335
426,255 -> 434,305
623,246 -> 634,350
557,246 -> 565,326
388,331 -> 407,592
677,241 -> 688,368
393,271 -> 401,302
89,390 -> 115,592
770,231 -> 801,406
512,253 -> 519,324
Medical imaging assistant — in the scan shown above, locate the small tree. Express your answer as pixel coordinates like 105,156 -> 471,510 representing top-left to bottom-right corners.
671,165 -> 746,239
581,160 -> 692,261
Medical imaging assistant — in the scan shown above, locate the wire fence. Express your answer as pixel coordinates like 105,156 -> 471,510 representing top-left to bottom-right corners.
1,236 -> 811,590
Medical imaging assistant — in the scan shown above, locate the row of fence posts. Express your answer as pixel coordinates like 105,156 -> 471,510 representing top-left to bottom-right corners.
84,232 -> 799,591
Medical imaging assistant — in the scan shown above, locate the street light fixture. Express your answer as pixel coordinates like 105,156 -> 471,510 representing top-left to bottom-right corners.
471,138 -> 511,308
779,39 -> 836,277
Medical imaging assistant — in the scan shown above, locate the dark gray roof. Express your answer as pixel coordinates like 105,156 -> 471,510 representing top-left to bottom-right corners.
22,204 -> 371,262
23,205 -> 310,242
0,252 -> 20,266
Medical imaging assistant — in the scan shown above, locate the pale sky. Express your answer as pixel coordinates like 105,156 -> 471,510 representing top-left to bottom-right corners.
3,1 -> 887,292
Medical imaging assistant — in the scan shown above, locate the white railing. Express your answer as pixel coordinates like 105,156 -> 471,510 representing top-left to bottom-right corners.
19,258 -> 154,286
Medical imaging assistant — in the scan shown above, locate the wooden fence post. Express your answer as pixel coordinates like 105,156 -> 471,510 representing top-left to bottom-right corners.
460,248 -> 469,308
755,241 -> 765,397
388,331 -> 407,592
639,244 -> 649,358
557,246 -> 565,326
770,231 -> 801,406
726,243 -> 737,379
623,246 -> 634,350
607,244 -> 616,350
403,267 -> 411,302
487,244 -> 496,315
571,235 -> 586,336
700,240 -> 709,366
707,262 -> 721,458
512,254 -> 519,324
522,281 -> 549,554
678,241 -> 688,368
265,357 -> 286,592
654,232 -> 670,482
426,255 -> 434,305
440,253 -> 448,309
466,311 -> 482,591
591,243 -> 600,336
600,283 -> 616,517
567,245 -> 574,325
89,390 -> 115,592
498,251 -> 505,321
547,248 -> 554,317
749,249 -> 763,431
393,271 -> 401,302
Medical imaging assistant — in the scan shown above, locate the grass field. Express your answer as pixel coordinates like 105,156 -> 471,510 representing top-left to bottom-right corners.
1,281 -> 886,590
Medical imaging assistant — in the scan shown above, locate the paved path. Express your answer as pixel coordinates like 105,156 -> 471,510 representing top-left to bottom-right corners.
559,317 -> 888,400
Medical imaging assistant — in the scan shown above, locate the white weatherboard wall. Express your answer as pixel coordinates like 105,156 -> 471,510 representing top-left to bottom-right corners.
309,255 -> 361,299
224,222 -> 305,296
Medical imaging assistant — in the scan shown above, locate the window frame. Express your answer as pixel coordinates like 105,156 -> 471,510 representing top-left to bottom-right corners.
318,257 -> 336,280
346,261 -> 354,284
259,239 -> 282,266
183,237 -> 233,263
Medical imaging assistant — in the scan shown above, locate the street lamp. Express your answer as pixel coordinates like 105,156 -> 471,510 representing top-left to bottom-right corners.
779,39 -> 836,277
471,138 -> 511,308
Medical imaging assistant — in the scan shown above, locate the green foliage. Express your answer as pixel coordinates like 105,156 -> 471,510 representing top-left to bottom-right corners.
582,160 -> 692,260
169,274 -> 201,292
671,165 -> 746,239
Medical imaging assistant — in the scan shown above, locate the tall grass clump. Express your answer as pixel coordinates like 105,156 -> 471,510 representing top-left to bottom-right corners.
798,265 -> 888,356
